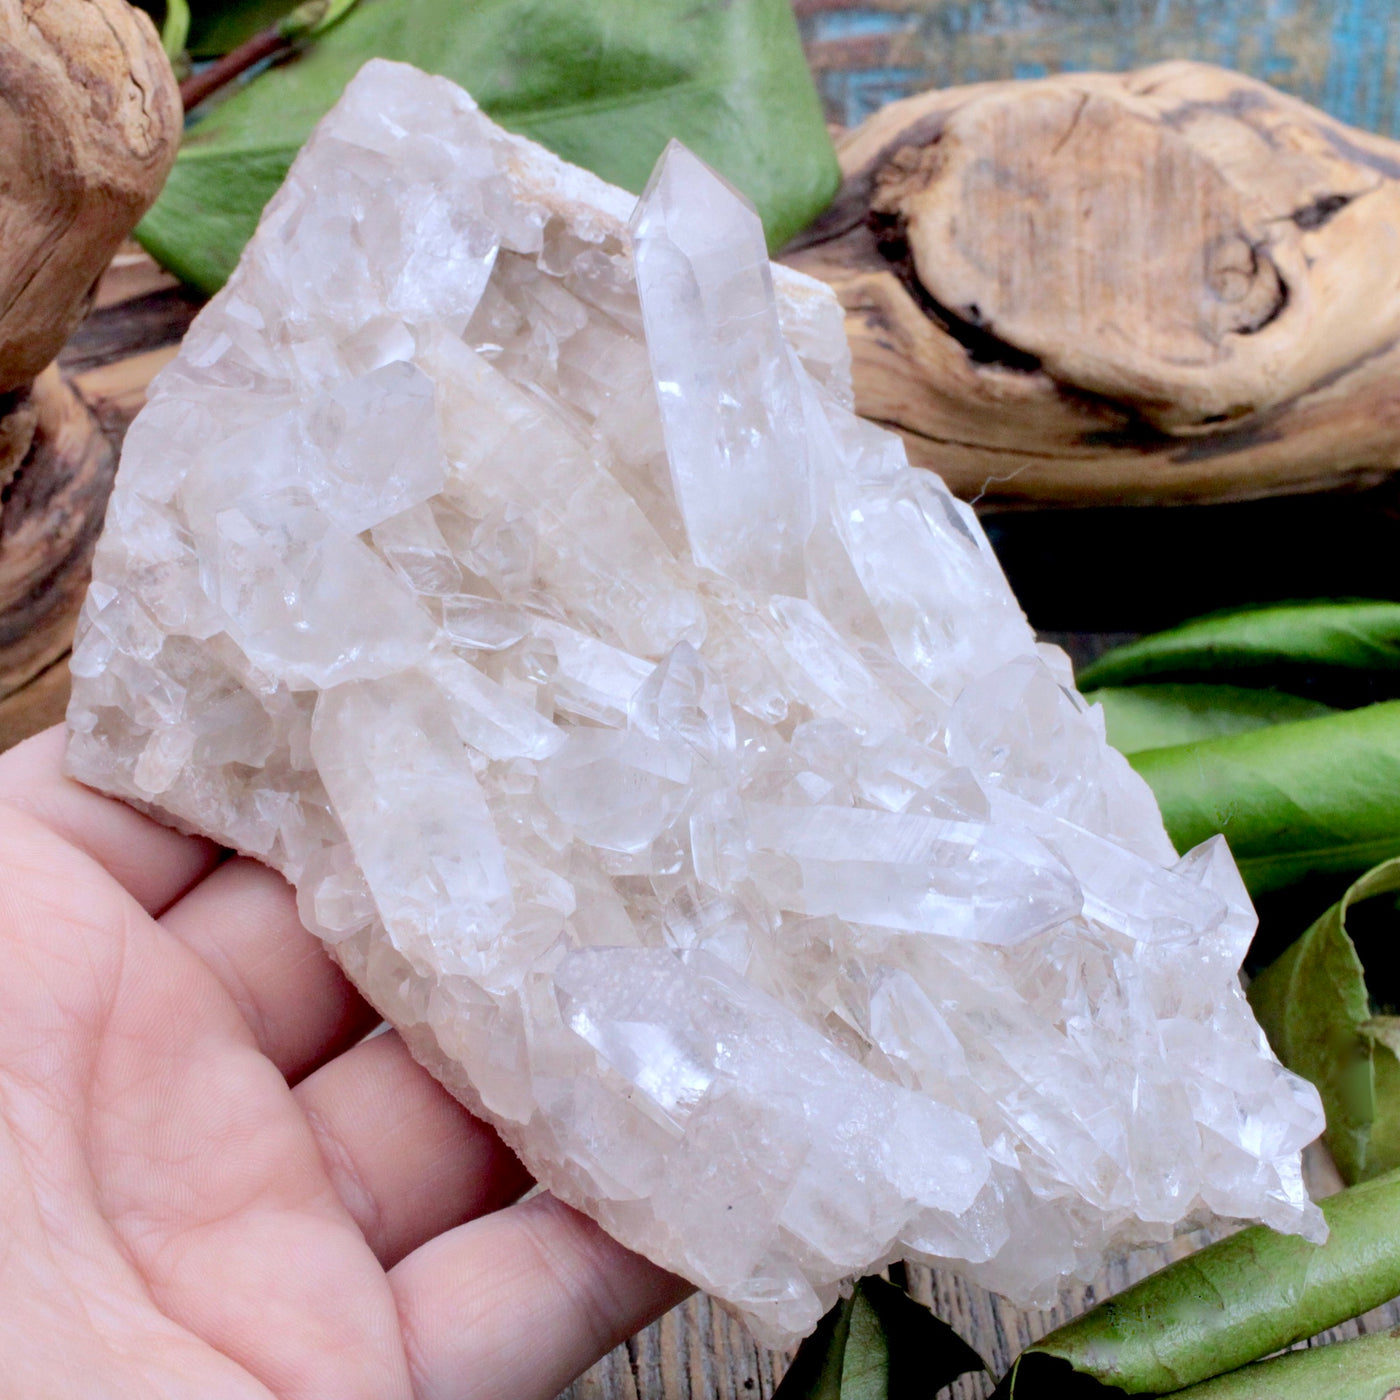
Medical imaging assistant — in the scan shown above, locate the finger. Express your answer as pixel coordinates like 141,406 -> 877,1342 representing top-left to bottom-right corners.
0,726 -> 219,915
295,1030 -> 532,1266
158,855 -> 378,1080
92,977 -> 416,1400
390,1193 -> 692,1400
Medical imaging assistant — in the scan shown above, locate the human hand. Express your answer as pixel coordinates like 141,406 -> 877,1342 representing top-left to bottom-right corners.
0,726 -> 689,1399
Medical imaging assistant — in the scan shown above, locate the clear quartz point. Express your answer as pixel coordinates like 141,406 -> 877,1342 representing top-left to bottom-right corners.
65,59 -> 1325,1349
631,142 -> 813,597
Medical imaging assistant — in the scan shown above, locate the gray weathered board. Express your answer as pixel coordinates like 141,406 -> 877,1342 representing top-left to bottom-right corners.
796,0 -> 1400,136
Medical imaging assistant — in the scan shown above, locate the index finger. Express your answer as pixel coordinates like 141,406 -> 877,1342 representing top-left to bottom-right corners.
0,725 -> 220,915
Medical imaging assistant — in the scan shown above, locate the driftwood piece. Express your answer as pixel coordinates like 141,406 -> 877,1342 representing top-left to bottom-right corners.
784,61 -> 1400,506
0,0 -> 181,391
0,366 -> 116,696
0,0 -> 180,735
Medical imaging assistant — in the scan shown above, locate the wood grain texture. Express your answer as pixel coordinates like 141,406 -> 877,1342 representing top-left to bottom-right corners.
0,364 -> 115,697
795,0 -> 1400,139
0,0 -> 180,392
783,61 -> 1400,506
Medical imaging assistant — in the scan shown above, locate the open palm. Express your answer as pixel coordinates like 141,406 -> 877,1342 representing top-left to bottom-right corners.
0,726 -> 687,1400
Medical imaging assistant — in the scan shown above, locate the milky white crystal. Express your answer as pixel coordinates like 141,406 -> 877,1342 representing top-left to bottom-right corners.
66,59 -> 1326,1347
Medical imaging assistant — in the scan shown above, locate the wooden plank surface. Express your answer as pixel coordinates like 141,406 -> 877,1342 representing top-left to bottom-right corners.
795,0 -> 1400,135
564,1146 -> 1400,1400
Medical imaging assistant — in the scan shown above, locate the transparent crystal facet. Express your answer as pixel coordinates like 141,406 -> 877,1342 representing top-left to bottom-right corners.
66,59 -> 1325,1348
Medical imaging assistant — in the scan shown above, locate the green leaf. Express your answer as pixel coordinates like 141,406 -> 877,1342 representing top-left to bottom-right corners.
278,0 -> 359,41
774,1276 -> 988,1400
1077,601 -> 1400,690
1163,1327 -> 1400,1399
189,0 -> 299,58
1248,857 -> 1400,1183
161,0 -> 191,58
1362,1019 -> 1400,1175
1087,684 -> 1334,756
140,0 -> 839,291
993,1168 -> 1400,1396
1128,701 -> 1400,895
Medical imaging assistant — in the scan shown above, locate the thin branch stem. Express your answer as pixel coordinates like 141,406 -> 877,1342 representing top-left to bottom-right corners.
179,27 -> 288,113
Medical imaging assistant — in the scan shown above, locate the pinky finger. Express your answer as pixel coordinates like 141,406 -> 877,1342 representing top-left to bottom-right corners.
389,1192 -> 691,1400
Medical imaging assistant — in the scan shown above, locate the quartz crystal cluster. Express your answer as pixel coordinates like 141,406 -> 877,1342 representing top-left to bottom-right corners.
67,60 -> 1325,1346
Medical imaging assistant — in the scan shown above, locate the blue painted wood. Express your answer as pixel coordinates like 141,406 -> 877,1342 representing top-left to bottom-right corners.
797,0 -> 1400,135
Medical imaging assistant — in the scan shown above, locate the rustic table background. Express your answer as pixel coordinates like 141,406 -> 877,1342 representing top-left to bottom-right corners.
795,0 -> 1400,136
34,2 -> 1400,1393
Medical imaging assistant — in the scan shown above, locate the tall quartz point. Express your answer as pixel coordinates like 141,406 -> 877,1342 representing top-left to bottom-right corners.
66,60 -> 1326,1347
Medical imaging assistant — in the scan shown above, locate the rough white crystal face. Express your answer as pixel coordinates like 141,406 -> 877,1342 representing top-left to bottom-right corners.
66,59 -> 1325,1347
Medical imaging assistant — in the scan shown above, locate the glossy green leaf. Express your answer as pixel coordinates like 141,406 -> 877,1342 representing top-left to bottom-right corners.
1077,601 -> 1400,689
1087,683 -> 1333,756
993,1168 -> 1400,1396
774,1276 -> 987,1400
1129,701 -> 1400,895
1249,857 -> 1400,1183
1164,1327 -> 1400,1400
140,0 -> 840,291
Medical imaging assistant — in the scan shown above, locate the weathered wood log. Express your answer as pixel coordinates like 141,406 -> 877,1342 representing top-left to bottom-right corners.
0,366 -> 116,695
784,61 -> 1400,507
0,0 -> 181,392
0,0 -> 180,741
